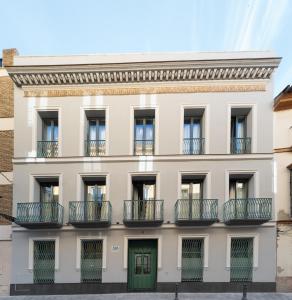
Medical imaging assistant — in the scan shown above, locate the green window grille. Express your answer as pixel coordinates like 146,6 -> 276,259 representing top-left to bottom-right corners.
230,238 -> 253,282
81,240 -> 103,283
33,240 -> 55,284
181,239 -> 204,282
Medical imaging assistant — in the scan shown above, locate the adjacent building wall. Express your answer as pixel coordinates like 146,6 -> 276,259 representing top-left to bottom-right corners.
0,49 -> 16,295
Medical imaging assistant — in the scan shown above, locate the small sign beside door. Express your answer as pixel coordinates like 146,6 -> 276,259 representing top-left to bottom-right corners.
112,245 -> 120,252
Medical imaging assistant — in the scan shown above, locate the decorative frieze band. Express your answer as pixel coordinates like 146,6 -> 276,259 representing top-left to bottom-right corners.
23,83 -> 266,97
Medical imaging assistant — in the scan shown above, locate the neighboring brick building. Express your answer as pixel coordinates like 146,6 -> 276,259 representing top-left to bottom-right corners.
0,48 -> 16,295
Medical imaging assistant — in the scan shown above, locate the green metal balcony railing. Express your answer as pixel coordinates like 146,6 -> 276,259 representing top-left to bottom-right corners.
175,199 -> 218,225
16,202 -> 64,228
123,200 -> 163,226
134,139 -> 154,155
85,140 -> 106,156
223,198 -> 272,225
183,138 -> 205,155
230,137 -> 251,154
69,201 -> 112,227
37,141 -> 58,158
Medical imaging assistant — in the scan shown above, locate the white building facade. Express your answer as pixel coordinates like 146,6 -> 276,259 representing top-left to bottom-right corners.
7,51 -> 280,295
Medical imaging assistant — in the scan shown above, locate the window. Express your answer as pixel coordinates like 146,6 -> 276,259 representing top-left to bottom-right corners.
230,238 -> 253,282
230,108 -> 251,154
85,110 -> 106,156
183,108 -> 204,154
37,111 -> 59,158
33,240 -> 55,284
229,180 -> 248,199
134,110 -> 155,155
81,240 -> 103,282
181,239 -> 204,282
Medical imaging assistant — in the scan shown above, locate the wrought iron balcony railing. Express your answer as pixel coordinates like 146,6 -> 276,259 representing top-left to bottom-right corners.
37,141 -> 58,158
85,140 -> 106,156
69,201 -> 112,227
16,202 -> 64,228
175,199 -> 218,225
123,200 -> 163,226
223,198 -> 272,225
134,139 -> 154,155
230,137 -> 251,154
183,138 -> 205,155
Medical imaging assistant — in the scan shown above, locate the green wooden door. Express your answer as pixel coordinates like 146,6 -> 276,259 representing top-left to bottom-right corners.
128,240 -> 157,290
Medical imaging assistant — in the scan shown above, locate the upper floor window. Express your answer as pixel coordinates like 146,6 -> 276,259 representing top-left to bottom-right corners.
40,181 -> 59,203
84,177 -> 106,203
183,108 -> 205,155
85,110 -> 106,156
134,110 -> 155,156
230,108 -> 251,154
37,111 -> 59,158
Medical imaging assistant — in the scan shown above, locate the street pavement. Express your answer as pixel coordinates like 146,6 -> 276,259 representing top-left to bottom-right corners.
1,293 -> 292,300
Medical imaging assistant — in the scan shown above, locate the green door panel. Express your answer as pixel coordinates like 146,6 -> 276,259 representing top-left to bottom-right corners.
128,240 -> 157,290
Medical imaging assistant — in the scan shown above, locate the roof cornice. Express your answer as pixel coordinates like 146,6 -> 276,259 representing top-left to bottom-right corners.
6,57 -> 281,87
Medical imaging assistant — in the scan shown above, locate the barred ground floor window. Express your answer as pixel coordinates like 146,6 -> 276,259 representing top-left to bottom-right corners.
81,239 -> 103,283
230,238 -> 253,282
181,238 -> 204,282
33,240 -> 55,284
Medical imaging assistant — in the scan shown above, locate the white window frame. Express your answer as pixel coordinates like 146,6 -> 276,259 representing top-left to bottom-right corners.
76,236 -> 107,270
224,170 -> 259,201
76,172 -> 109,202
180,104 -> 210,154
177,171 -> 211,199
130,105 -> 159,155
28,237 -> 60,270
33,106 -> 62,157
227,104 -> 257,154
226,234 -> 259,269
29,173 -> 63,205
123,235 -> 162,269
127,172 -> 160,199
177,234 -> 209,269
80,106 -> 109,156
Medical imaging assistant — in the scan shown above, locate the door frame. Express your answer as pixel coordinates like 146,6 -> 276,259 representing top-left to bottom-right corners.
127,239 -> 158,291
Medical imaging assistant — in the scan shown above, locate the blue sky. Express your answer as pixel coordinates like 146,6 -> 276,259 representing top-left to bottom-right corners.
0,0 -> 291,94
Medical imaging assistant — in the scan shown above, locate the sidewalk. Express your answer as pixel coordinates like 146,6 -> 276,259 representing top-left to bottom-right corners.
1,293 -> 292,300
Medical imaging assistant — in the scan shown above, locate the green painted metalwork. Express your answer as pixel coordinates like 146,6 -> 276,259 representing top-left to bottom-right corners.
230,137 -> 251,154
124,200 -> 163,222
37,141 -> 58,158
81,240 -> 103,282
223,198 -> 272,222
230,238 -> 253,282
175,199 -> 218,222
16,202 -> 64,225
85,140 -> 106,156
183,138 -> 205,154
33,241 -> 55,284
128,240 -> 157,290
181,239 -> 204,282
69,201 -> 112,224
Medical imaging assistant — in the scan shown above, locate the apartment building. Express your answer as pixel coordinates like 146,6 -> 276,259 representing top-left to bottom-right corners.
0,49 -> 16,295
6,50 -> 280,295
274,86 -> 292,292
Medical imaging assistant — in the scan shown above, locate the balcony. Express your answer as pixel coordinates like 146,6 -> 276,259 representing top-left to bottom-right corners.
223,198 -> 272,225
37,141 -> 58,158
85,140 -> 106,156
175,199 -> 218,226
134,139 -> 154,155
69,201 -> 111,227
123,200 -> 163,226
230,138 -> 251,154
183,138 -> 205,155
16,202 -> 64,228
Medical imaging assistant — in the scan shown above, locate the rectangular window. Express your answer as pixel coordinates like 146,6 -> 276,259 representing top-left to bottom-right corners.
33,240 -> 55,284
134,113 -> 155,155
181,239 -> 204,282
230,238 -> 253,282
81,240 -> 103,282
86,117 -> 106,156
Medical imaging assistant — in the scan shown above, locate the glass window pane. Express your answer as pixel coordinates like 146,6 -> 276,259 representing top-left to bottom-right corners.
135,119 -> 144,140
88,121 -> 97,140
143,184 -> 155,200
236,117 -> 246,138
181,184 -> 190,199
192,120 -> 201,139
145,121 -> 154,140
192,183 -> 201,199
184,119 -> 191,139
98,122 -> 106,140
